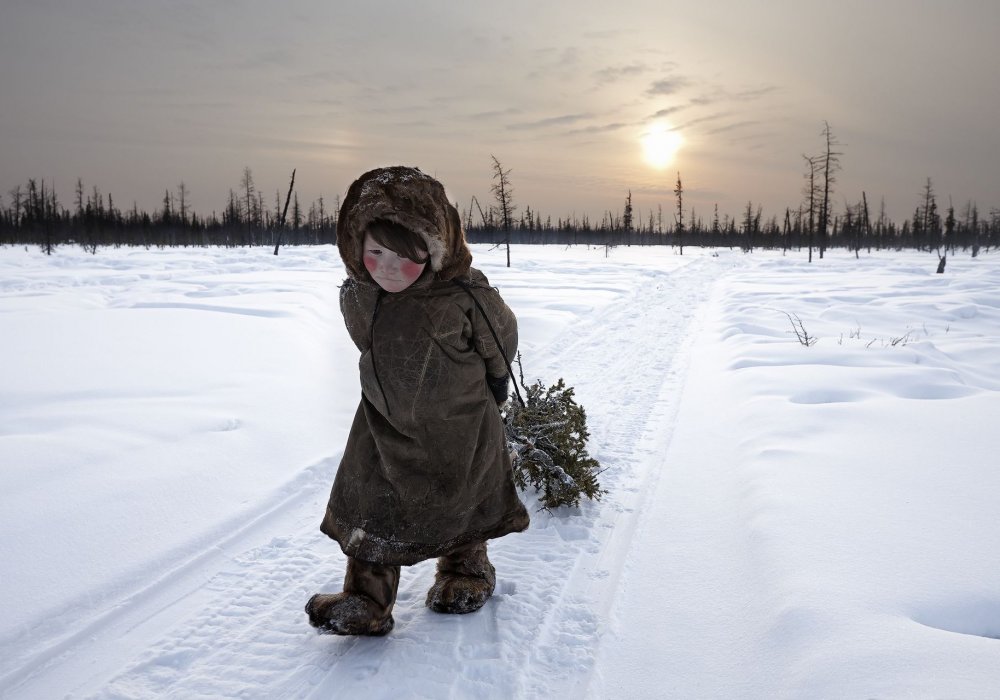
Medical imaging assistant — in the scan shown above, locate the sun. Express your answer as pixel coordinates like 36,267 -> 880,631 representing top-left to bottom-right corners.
641,124 -> 683,169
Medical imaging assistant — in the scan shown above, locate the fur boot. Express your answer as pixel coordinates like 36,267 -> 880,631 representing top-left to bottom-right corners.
306,557 -> 400,635
425,541 -> 496,614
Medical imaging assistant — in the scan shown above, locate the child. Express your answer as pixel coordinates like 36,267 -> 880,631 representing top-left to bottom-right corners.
306,166 -> 529,636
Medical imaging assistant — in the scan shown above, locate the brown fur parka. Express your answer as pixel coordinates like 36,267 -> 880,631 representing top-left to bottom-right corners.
321,167 -> 529,565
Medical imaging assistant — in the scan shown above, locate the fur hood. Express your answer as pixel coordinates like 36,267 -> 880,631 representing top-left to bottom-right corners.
337,166 -> 473,282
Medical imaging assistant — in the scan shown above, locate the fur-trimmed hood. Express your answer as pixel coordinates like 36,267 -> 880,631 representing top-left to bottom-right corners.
337,166 -> 473,282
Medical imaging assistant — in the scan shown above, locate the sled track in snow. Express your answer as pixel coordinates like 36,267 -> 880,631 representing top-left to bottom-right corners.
2,257 -> 718,700
509,256 -> 714,697
0,460 -> 341,699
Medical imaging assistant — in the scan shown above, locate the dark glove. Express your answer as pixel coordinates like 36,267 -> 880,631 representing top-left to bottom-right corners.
487,374 -> 510,405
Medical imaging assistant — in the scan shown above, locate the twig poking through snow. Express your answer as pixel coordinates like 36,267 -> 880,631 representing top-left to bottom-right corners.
780,311 -> 818,346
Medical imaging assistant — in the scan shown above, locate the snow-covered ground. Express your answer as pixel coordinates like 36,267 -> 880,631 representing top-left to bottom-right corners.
1,243 -> 998,699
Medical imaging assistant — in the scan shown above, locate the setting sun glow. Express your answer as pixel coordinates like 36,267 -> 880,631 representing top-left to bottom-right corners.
641,124 -> 682,169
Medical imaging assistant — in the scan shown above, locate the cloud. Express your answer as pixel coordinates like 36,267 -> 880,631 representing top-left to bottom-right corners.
733,86 -> 779,101
691,84 -> 778,106
674,111 -> 733,130
593,63 -> 649,85
646,77 -> 689,96
295,69 -> 355,87
583,29 -> 625,41
469,107 -> 522,120
566,122 -> 629,136
526,46 -> 582,81
705,120 -> 760,135
647,105 -> 687,120
387,120 -> 435,129
229,133 -> 364,155
507,113 -> 593,131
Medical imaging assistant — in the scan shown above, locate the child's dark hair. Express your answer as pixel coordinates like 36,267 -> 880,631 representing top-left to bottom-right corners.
366,219 -> 429,264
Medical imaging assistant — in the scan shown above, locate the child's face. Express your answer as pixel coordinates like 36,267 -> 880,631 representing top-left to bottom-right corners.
362,232 -> 427,293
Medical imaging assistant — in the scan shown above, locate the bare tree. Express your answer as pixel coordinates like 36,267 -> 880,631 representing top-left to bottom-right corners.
490,155 -> 515,267
817,121 -> 843,259
622,190 -> 633,246
965,200 -> 980,257
161,189 -> 172,223
802,154 -> 820,262
75,178 -> 85,218
742,200 -> 755,252
225,189 -> 240,229
241,167 -> 255,245
877,197 -> 887,251
783,207 -> 792,254
177,182 -> 189,225
470,195 -> 489,228
674,172 -> 684,255
859,191 -> 870,258
7,185 -> 23,228
920,177 -> 942,254
273,168 -> 296,256
90,185 -> 103,218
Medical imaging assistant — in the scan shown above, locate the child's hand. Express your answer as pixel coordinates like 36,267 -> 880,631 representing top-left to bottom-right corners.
486,374 -> 510,405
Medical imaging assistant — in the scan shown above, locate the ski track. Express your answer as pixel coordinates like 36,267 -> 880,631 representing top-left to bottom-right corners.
3,255 -> 720,700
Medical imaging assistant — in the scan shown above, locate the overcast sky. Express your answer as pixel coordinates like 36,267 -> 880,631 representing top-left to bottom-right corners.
2,0 -> 997,225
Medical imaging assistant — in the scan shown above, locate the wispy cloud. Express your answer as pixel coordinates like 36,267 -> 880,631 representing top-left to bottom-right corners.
566,121 -> 629,136
295,69 -> 355,87
691,84 -> 778,106
733,86 -> 779,101
704,120 -> 759,136
526,46 -> 581,81
674,111 -> 733,130
469,107 -> 522,120
594,63 -> 649,85
583,29 -> 625,41
647,105 -> 687,120
507,113 -> 593,131
387,120 -> 435,129
646,77 -> 689,96
235,134 -> 365,156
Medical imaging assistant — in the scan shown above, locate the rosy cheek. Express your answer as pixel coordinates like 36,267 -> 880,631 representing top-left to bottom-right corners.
400,260 -> 425,279
363,254 -> 378,274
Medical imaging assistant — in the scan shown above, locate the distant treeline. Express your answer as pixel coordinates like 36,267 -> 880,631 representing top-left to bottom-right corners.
0,172 -> 336,254
2,173 -> 998,257
465,194 -> 1000,257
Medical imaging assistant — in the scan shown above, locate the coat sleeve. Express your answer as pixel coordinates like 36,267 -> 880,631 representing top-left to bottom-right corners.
467,274 -> 518,387
339,278 -> 378,352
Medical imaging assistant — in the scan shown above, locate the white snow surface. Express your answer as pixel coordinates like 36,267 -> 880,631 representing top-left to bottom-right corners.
2,243 -> 999,699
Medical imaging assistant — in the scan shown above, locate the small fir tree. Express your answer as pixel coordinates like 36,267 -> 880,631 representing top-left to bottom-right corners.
503,356 -> 604,509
